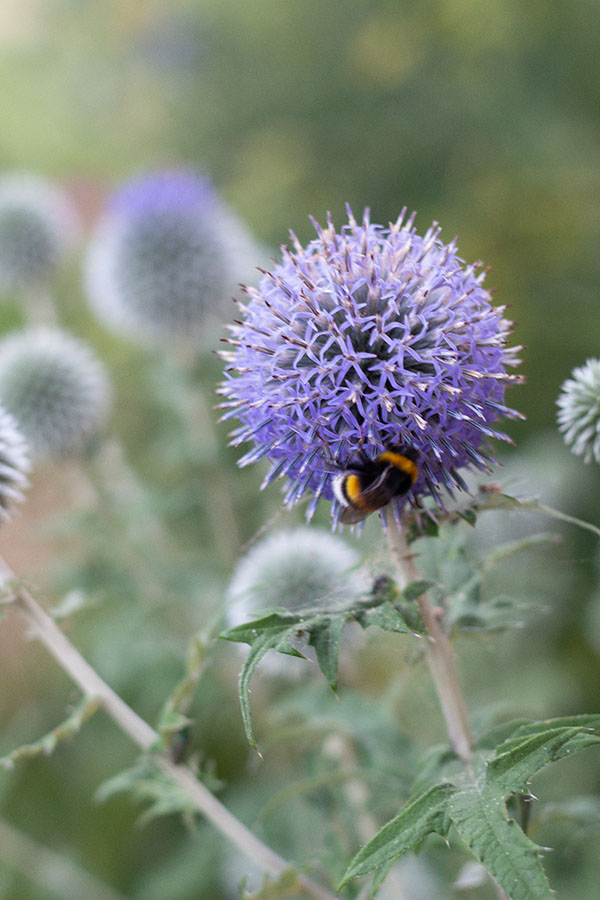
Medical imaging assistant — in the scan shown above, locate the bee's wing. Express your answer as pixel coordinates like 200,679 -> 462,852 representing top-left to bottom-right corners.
339,504 -> 371,525
357,466 -> 391,497
338,466 -> 393,524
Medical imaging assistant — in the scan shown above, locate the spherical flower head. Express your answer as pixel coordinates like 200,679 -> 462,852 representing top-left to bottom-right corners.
0,173 -> 80,291
227,527 -> 364,626
0,328 -> 111,462
219,208 -> 523,521
557,358 -> 600,464
84,169 -> 243,345
0,407 -> 30,522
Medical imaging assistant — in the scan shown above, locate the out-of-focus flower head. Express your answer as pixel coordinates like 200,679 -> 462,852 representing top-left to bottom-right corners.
227,527 -> 364,625
84,169 -> 258,346
0,327 -> 110,462
557,358 -> 600,464
0,407 -> 30,522
0,173 -> 80,291
226,526 -> 366,677
219,207 -> 523,522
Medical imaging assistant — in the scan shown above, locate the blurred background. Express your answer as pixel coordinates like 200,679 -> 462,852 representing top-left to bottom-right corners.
0,1 -> 599,898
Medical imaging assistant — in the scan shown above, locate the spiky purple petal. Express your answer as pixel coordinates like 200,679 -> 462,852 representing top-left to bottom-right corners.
219,208 -> 523,521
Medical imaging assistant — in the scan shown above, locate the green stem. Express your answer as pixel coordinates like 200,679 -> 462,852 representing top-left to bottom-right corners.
386,512 -> 473,765
1,562 -> 337,900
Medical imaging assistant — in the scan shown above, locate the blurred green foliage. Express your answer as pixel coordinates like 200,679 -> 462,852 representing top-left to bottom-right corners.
0,0 -> 598,898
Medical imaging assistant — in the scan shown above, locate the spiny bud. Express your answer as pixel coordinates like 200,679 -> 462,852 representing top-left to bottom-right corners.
0,173 -> 79,291
226,527 -> 366,676
227,527 -> 364,623
0,328 -> 110,462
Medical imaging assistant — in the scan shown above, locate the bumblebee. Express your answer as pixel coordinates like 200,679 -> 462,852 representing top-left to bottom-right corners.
332,445 -> 419,524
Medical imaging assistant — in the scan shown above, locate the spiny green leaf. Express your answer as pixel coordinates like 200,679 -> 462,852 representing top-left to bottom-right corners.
222,591 -> 430,747
476,715 -> 600,752
354,600 -> 416,634
309,616 -> 346,690
0,696 -> 100,769
447,718 -> 600,900
488,726 -> 600,794
220,612 -> 299,646
510,714 -> 600,738
223,610 -> 350,746
449,777 -> 553,900
338,783 -> 455,889
239,630 -> 299,749
96,759 -> 196,826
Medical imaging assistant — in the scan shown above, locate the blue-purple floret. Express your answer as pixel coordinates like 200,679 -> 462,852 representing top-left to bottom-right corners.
219,207 -> 523,520
108,170 -> 218,219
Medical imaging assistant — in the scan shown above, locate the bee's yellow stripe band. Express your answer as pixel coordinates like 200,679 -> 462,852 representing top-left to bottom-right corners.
344,473 -> 363,502
378,451 -> 419,483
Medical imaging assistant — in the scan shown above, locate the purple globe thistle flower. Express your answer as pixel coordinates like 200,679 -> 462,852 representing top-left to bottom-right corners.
107,170 -> 217,219
219,208 -> 523,523
85,170 -> 257,345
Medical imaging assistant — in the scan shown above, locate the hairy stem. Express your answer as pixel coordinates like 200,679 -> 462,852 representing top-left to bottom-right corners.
2,564 -> 336,900
386,513 -> 473,764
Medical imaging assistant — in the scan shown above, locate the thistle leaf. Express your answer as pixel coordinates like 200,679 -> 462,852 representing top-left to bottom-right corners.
354,600 -> 416,634
96,758 -> 196,826
238,628 -> 298,749
220,586 -> 429,747
309,616 -> 346,690
0,696 -> 100,769
449,776 -> 553,900
488,725 -> 600,794
340,716 -> 600,896
339,783 -> 455,889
